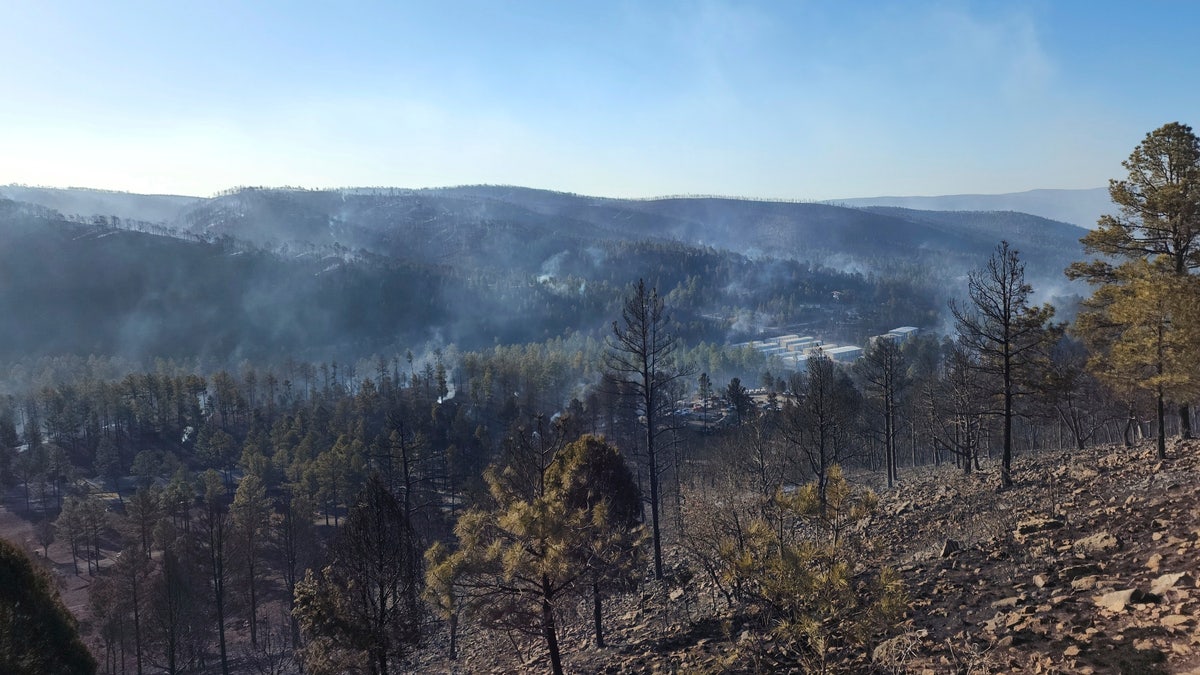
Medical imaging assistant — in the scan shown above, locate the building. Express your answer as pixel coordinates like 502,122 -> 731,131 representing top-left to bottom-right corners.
886,326 -> 919,341
824,345 -> 863,362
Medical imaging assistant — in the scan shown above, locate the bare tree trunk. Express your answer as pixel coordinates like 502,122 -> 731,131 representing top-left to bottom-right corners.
542,577 -> 564,675
1158,385 -> 1167,459
592,572 -> 605,648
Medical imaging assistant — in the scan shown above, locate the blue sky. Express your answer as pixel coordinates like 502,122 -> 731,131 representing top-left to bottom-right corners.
1,1 -> 1197,199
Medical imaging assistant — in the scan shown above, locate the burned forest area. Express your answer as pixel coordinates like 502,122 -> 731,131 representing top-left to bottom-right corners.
6,123 -> 1200,675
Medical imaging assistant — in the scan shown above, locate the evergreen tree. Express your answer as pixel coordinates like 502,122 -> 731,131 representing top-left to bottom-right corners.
294,475 -> 422,675
1070,121 -> 1200,441
716,466 -> 905,672
231,473 -> 271,647
544,434 -> 643,648
0,537 -> 97,674
727,376 -> 754,427
125,487 -> 161,561
1072,260 -> 1200,457
426,429 -> 641,675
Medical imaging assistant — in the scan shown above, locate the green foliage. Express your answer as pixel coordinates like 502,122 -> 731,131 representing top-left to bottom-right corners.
425,433 -> 644,672
717,466 -> 906,673
1070,123 -> 1200,372
727,377 -> 754,426
1075,260 -> 1200,400
1069,122 -> 1200,455
547,434 -> 642,528
1076,122 -> 1200,273
0,537 -> 97,674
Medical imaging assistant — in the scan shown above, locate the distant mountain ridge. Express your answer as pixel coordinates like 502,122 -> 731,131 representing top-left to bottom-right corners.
1,182 -> 1090,291
0,185 -> 200,224
829,187 -> 1113,229
0,184 -> 1092,364
1,182 -> 1112,230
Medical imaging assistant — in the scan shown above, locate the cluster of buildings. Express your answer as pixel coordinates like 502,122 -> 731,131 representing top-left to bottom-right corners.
733,326 -> 919,371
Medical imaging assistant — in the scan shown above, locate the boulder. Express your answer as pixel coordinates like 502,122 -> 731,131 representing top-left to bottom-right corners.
1075,531 -> 1122,554
1149,572 -> 1194,596
940,539 -> 961,557
1093,588 -> 1161,613
991,596 -> 1021,609
1016,517 -> 1065,537
1061,563 -> 1102,580
1161,614 -> 1193,628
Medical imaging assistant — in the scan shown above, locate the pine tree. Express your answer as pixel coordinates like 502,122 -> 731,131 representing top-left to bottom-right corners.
1072,260 -> 1200,457
426,429 -> 643,674
952,241 -> 1055,488
716,466 -> 905,672
1070,122 -> 1200,443
0,537 -> 97,674
231,473 -> 271,647
544,435 -> 643,648
293,476 -> 422,675
606,279 -> 691,581
727,376 -> 754,427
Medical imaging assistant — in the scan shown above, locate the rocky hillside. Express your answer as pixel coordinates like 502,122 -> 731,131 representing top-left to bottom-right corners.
415,442 -> 1200,674
877,442 -> 1200,674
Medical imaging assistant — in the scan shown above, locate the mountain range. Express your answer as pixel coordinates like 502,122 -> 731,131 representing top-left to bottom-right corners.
830,187 -> 1114,230
0,184 -> 1093,366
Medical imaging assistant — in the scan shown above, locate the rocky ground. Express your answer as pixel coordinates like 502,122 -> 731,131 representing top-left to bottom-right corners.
874,441 -> 1200,674
417,441 -> 1200,674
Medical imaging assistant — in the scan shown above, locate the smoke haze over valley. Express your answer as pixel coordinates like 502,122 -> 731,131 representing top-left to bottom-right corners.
0,183 -> 1089,370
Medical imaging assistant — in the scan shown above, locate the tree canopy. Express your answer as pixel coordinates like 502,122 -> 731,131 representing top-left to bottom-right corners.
0,537 -> 97,674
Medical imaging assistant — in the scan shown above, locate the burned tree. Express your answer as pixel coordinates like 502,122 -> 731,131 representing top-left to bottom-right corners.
854,338 -> 910,488
294,475 -> 423,675
783,354 -> 862,514
606,279 -> 691,581
952,242 -> 1055,488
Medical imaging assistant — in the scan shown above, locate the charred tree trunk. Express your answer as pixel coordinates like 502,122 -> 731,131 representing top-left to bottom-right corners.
542,576 -> 564,675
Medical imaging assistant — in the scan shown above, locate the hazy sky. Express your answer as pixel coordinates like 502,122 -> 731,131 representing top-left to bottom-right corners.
2,1 -> 1197,200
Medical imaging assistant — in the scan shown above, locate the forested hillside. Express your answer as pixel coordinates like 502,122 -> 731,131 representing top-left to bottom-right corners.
0,197 -> 949,367
0,179 -> 1089,370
